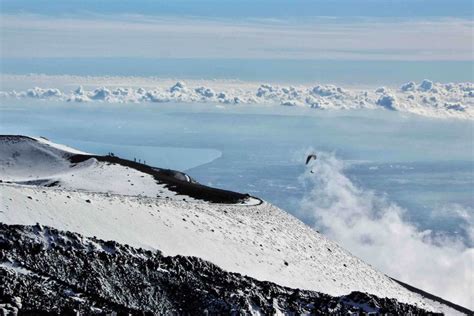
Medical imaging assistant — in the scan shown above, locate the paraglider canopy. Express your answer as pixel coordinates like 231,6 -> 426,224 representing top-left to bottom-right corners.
305,154 -> 317,165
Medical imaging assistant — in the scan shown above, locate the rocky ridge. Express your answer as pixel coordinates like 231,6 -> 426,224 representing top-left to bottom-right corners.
0,223 -> 437,315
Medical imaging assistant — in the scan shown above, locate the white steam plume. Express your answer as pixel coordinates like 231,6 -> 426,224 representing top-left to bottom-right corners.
299,152 -> 474,309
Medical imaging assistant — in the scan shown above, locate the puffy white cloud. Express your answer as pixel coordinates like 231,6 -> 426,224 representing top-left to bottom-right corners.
419,79 -> 434,91
311,85 -> 344,97
376,94 -> 397,110
195,87 -> 215,98
143,91 -> 170,103
89,87 -> 111,100
1,78 -> 472,119
256,84 -> 276,97
375,87 -> 388,94
74,86 -> 85,96
170,81 -> 187,93
281,100 -> 302,107
400,81 -> 416,92
444,102 -> 466,111
25,87 -> 62,98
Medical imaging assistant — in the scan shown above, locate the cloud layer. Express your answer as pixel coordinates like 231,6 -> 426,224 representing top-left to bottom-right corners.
299,152 -> 474,309
1,15 -> 473,60
1,78 -> 473,119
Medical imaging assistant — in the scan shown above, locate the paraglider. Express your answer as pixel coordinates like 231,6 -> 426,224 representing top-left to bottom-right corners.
305,154 -> 317,165
306,154 -> 317,173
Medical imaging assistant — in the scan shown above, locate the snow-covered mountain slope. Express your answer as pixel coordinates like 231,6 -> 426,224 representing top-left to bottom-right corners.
0,136 -> 88,180
0,135 -> 258,204
0,136 -> 469,315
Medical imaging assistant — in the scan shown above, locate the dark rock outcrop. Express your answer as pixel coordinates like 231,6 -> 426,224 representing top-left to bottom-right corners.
0,223 -> 437,315
68,153 -> 255,204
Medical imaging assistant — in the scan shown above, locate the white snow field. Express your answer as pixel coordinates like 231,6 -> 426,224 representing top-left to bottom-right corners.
0,136 -> 254,204
0,74 -> 473,119
0,136 -> 466,315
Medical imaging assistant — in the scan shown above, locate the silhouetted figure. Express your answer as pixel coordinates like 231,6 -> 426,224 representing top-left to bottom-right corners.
305,154 -> 317,165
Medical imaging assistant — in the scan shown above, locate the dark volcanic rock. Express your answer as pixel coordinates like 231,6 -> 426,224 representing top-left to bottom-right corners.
0,223 -> 438,315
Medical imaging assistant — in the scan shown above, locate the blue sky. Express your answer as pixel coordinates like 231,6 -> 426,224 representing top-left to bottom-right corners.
1,0 -> 473,18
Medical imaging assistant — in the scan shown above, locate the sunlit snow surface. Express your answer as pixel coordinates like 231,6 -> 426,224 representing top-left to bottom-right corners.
0,183 -> 443,312
0,136 -> 447,311
0,98 -> 473,310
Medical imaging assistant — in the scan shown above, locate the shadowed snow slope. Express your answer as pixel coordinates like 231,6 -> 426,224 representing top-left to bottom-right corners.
0,136 -> 469,315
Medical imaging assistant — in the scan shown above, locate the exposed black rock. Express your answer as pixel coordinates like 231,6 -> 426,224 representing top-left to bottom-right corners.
0,223 -> 438,315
